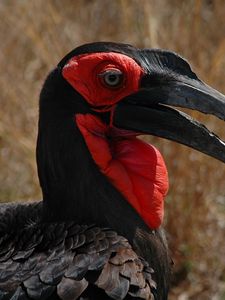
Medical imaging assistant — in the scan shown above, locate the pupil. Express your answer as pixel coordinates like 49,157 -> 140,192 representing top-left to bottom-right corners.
108,75 -> 117,82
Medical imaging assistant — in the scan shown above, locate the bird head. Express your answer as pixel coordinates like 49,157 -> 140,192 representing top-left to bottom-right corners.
38,42 -> 225,230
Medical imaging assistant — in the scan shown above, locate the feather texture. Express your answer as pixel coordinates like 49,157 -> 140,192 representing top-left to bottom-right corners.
0,202 -> 156,300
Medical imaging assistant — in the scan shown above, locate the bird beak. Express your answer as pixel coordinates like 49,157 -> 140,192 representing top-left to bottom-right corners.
113,72 -> 225,163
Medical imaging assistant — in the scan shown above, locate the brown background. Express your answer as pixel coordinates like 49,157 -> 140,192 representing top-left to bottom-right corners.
0,1 -> 225,299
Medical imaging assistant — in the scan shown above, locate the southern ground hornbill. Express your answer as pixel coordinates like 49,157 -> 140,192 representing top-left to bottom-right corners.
0,42 -> 225,300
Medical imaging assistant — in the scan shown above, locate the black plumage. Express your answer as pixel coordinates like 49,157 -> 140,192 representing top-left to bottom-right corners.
1,42 -> 225,300
0,202 -> 158,300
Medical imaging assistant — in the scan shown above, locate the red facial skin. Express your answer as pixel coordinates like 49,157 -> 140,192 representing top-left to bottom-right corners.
62,52 -> 169,229
62,52 -> 144,108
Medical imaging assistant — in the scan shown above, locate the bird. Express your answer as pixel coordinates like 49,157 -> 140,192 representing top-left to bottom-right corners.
0,42 -> 225,300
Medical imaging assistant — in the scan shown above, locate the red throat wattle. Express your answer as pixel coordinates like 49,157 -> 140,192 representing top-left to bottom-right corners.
76,114 -> 169,229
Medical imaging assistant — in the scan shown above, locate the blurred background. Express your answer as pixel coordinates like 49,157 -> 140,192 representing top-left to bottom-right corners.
0,0 -> 225,299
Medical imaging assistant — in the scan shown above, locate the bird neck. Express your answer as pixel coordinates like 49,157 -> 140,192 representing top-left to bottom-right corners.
36,70 -> 149,241
37,114 -> 148,239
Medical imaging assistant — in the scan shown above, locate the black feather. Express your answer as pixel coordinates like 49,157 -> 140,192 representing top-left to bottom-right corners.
1,42 -> 178,299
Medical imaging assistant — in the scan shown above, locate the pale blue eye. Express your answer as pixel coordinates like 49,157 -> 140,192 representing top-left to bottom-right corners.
99,69 -> 123,88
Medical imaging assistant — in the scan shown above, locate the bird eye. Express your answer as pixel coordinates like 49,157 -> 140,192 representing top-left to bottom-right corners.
98,69 -> 124,88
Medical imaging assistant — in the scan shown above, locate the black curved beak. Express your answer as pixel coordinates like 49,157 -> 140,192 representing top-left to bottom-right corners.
113,49 -> 225,163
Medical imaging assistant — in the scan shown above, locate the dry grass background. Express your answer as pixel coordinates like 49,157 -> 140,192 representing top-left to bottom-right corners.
0,0 -> 225,299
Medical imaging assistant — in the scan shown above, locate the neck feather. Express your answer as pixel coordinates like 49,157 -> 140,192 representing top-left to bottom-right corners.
37,69 -> 149,241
